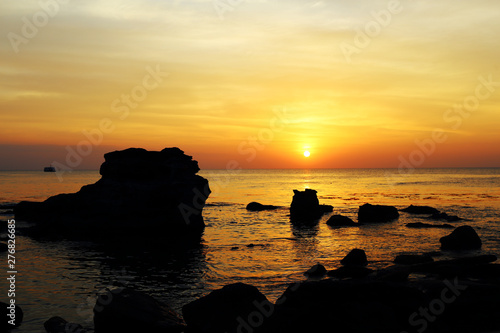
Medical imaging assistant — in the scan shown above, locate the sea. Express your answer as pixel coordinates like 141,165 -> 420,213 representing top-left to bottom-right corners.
1,168 -> 499,332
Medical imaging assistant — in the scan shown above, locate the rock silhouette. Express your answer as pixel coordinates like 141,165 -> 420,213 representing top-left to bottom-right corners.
15,147 -> 210,239
326,214 -> 357,227
289,189 -> 332,222
400,205 -> 440,215
440,225 -> 482,250
358,203 -> 399,223
246,202 -> 279,211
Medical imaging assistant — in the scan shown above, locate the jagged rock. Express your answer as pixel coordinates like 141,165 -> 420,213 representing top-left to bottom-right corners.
358,203 -> 399,223
246,202 -> 278,211
93,287 -> 185,333
400,205 -> 440,215
326,214 -> 357,227
429,212 -> 462,222
2,301 -> 23,330
304,263 -> 327,278
340,249 -> 368,267
15,148 -> 210,239
406,222 -> 454,229
440,225 -> 482,250
289,189 -> 332,222
394,254 -> 434,265
182,282 -> 270,333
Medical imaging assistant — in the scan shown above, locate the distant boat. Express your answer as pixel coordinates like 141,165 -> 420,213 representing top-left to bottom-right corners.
44,166 -> 56,172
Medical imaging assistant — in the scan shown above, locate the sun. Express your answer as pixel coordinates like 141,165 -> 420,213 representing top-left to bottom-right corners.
303,150 -> 311,157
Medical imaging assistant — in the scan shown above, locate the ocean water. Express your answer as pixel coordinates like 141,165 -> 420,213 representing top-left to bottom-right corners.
1,168 -> 500,332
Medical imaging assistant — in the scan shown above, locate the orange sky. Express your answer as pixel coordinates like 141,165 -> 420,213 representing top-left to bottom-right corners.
1,0 -> 500,170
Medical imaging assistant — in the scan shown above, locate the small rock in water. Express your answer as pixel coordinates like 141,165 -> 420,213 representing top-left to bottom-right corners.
429,212 -> 462,222
340,248 -> 368,266
1,301 -> 23,330
326,215 -> 357,227
230,246 -> 239,250
327,266 -> 373,279
246,202 -> 278,211
358,203 -> 399,223
304,263 -> 327,278
440,225 -> 482,250
406,222 -> 454,229
400,205 -> 440,215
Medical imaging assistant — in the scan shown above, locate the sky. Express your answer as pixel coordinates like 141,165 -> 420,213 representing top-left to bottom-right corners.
1,0 -> 499,170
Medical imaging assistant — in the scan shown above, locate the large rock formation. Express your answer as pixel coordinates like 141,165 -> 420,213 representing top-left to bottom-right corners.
440,225 -> 482,250
15,148 -> 210,239
289,189 -> 332,222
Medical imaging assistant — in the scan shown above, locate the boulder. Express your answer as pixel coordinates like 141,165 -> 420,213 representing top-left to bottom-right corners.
440,225 -> 482,250
394,254 -> 434,265
15,148 -> 210,239
44,316 -> 85,333
400,205 -> 440,215
326,214 -> 357,227
340,249 -> 368,266
93,287 -> 185,333
304,263 -> 327,278
289,189 -> 333,222
358,203 -> 399,223
182,282 -> 270,333
246,202 -> 278,211
406,222 -> 454,229
1,301 -> 23,330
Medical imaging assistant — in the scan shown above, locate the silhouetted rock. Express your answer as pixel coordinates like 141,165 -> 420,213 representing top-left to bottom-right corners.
2,301 -> 23,330
182,282 -> 270,333
400,205 -> 440,215
44,316 -> 85,333
440,225 -> 482,250
93,287 -> 185,333
326,214 -> 357,227
394,254 -> 434,265
304,263 -> 327,278
15,147 -> 210,240
406,222 -> 454,229
358,203 -> 399,223
327,266 -> 373,279
289,189 -> 333,222
429,212 -> 462,222
246,202 -> 278,211
340,248 -> 368,266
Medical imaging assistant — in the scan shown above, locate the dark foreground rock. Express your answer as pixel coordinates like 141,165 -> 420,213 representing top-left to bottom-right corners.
401,204 -> 440,215
341,248 -> 368,266
182,283 -> 270,333
358,203 -> 399,223
246,202 -> 279,211
327,266 -> 373,279
394,254 -> 434,265
406,222 -> 454,229
326,214 -> 357,227
0,242 -> 8,252
440,225 -> 482,250
44,316 -> 85,333
15,147 -> 210,240
94,287 -> 185,333
289,189 -> 332,222
1,301 -> 23,330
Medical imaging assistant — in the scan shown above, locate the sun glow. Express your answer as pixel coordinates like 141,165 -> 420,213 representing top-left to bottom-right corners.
303,150 -> 311,157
